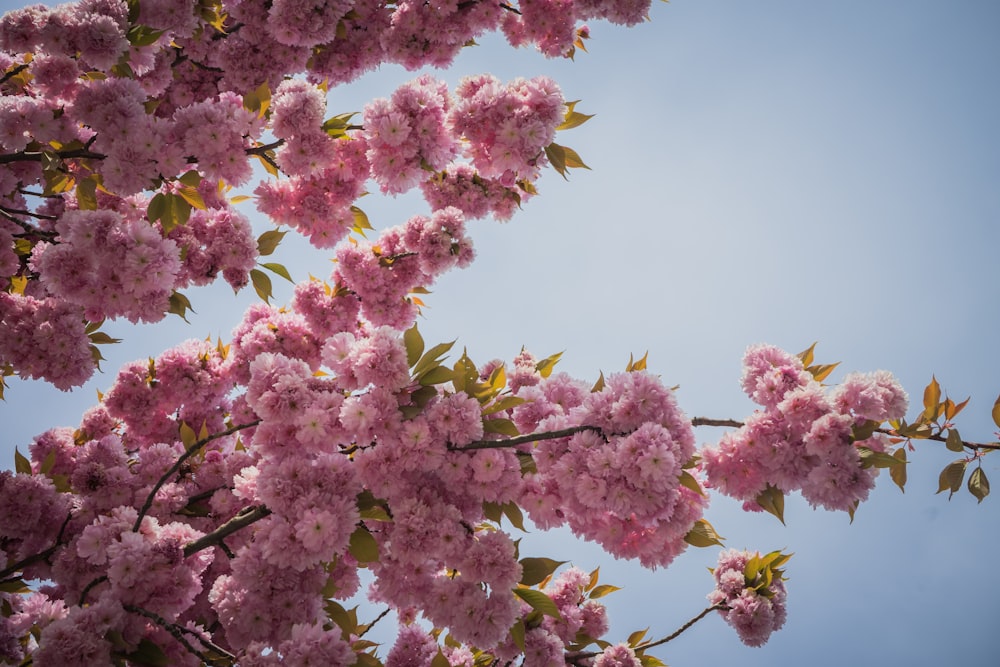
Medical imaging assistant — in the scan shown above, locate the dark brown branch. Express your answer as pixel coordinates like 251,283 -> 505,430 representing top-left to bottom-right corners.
566,604 -> 727,664
247,139 -> 285,155
691,417 -> 744,428
448,425 -> 603,452
0,62 -> 29,87
124,604 -> 236,665
691,416 -> 1000,451
0,147 -> 106,164
182,505 -> 272,558
0,205 -> 58,221
0,513 -> 73,580
874,426 -> 1000,451
357,607 -> 391,638
133,421 -> 260,532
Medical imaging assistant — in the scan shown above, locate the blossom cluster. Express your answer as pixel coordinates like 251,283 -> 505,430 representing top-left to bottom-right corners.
707,549 -> 788,647
700,344 -> 908,512
513,370 -> 708,568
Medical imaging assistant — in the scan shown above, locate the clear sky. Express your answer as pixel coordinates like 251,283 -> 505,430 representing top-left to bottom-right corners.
3,1 -> 1000,665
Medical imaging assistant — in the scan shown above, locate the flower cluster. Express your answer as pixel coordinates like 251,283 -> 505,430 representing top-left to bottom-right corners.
707,549 -> 788,647
450,75 -> 566,186
515,371 -> 707,568
700,344 -> 908,512
0,292 -> 93,389
363,75 -> 458,194
32,208 -> 181,323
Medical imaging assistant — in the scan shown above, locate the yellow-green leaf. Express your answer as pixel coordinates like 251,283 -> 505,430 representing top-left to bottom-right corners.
923,376 -> 941,418
968,467 -> 990,503
509,620 -> 526,652
946,429 -> 964,453
683,518 -> 725,548
890,446 -> 907,492
678,469 -> 705,497
937,459 -> 968,498
519,557 -> 566,586
993,393 -> 1000,429
256,229 -> 287,256
177,184 -> 206,210
755,485 -> 785,525
796,342 -> 817,368
168,290 -> 193,322
179,422 -> 197,450
535,352 -> 563,379
404,324 -> 424,368
418,365 -> 454,386
261,262 -> 293,283
250,268 -> 273,304
483,418 -> 519,437
14,447 -> 31,475
588,584 -> 621,600
513,588 -> 560,620
348,526 -> 379,563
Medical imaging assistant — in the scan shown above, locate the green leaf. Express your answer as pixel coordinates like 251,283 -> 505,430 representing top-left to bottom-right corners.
413,341 -> 456,377
509,620 -> 526,652
418,365 -> 454,386
0,578 -> 29,594
76,175 -> 98,210
638,653 -> 667,667
588,584 -> 621,600
993,394 -> 1000,429
755,485 -> 785,525
121,638 -> 169,667
519,557 -> 567,586
555,101 -> 595,131
946,429 -> 965,453
168,291 -> 194,322
250,268 -> 273,304
483,418 -> 520,437
431,651 -> 450,667
147,192 -> 166,223
179,422 -> 198,450
683,518 -> 725,547
404,324 -> 424,368
177,184 -> 206,211
482,395 -> 527,416
256,229 -> 287,256
937,459 -> 968,499
627,628 -> 649,647
678,469 -> 705,497
535,351 -> 563,378
856,447 -> 902,469
890,447 -> 908,492
243,82 -> 271,117
14,447 -> 31,475
968,467 -> 990,503
348,526 -> 379,563
351,205 -> 373,233
796,342 -> 817,368
512,588 -> 560,620
501,501 -> 526,531
261,262 -> 293,283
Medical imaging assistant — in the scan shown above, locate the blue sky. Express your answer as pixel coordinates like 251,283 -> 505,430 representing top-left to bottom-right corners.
3,1 -> 1000,665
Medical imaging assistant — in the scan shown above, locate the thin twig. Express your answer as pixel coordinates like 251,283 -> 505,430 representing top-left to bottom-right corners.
357,607 -> 392,638
124,604 -> 236,665
133,420 -> 260,532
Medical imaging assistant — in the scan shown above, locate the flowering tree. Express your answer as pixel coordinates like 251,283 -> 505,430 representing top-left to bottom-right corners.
0,1 -> 997,666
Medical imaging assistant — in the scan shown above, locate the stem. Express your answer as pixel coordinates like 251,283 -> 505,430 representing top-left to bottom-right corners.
691,417 -> 744,428
691,416 -> 1000,451
133,420 -> 260,532
0,147 -> 106,164
448,425 -> 603,452
124,604 -> 236,665
0,62 -> 29,86
358,607 -> 391,638
566,604 -> 727,663
182,505 -> 271,558
633,604 -> 728,652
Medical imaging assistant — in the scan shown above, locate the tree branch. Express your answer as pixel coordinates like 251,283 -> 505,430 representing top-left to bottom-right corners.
124,604 -> 236,665
566,604 -> 727,664
447,425 -> 603,451
133,420 -> 260,532
182,504 -> 272,558
0,147 -> 106,164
